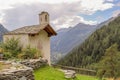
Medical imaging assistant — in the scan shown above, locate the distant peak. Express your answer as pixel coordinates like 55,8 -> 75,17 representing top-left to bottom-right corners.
113,13 -> 120,18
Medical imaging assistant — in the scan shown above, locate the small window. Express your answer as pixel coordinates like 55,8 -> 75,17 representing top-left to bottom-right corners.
30,34 -> 35,37
45,15 -> 47,22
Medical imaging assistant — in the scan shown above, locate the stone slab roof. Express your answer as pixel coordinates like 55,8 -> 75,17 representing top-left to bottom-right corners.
4,24 -> 57,37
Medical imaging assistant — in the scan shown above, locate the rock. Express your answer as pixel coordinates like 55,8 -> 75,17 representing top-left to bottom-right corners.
19,76 -> 27,80
0,58 -> 48,80
60,69 -> 76,79
65,70 -> 76,79
0,61 -> 34,80
20,58 -> 47,70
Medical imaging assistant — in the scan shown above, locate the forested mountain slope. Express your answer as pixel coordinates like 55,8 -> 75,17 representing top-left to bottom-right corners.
58,16 -> 120,67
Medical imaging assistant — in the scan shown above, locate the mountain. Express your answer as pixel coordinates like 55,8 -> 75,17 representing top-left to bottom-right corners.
51,15 -> 117,63
58,16 -> 120,67
51,23 -> 97,62
97,17 -> 116,29
0,24 -> 8,42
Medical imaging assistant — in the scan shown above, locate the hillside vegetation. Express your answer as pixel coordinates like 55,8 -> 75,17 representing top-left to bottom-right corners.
58,16 -> 120,68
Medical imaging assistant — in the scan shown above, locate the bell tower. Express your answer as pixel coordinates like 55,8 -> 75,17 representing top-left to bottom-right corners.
39,11 -> 49,25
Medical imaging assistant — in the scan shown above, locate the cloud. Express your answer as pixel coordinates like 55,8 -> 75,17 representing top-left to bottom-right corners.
0,0 -> 80,11
105,0 -> 114,2
0,0 -> 114,30
80,0 -> 114,12
52,16 -> 97,30
112,10 -> 120,17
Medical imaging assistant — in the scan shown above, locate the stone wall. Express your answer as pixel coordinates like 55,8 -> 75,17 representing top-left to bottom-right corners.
0,62 -> 34,80
0,58 -> 47,80
0,69 -> 34,80
20,58 -> 47,70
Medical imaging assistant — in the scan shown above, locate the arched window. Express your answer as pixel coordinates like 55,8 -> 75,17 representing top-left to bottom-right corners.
45,15 -> 47,22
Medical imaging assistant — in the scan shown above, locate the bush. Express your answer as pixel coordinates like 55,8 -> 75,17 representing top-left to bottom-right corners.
19,45 -> 41,59
1,38 -> 41,60
3,52 -> 12,60
1,37 -> 22,59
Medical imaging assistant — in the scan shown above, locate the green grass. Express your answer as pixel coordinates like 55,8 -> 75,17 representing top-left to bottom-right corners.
34,66 -> 98,80
76,74 -> 98,80
34,66 -> 66,80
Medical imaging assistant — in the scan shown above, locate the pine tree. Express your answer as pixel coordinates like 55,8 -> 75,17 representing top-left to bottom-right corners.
97,44 -> 120,80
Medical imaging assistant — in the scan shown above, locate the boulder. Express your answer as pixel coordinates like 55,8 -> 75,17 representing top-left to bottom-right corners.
65,70 -> 76,79
0,61 -> 34,80
59,69 -> 76,79
20,58 -> 47,70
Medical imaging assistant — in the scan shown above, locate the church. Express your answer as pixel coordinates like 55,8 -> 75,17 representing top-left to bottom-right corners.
3,11 -> 57,65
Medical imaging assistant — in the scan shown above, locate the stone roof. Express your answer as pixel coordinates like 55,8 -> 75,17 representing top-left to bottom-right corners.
5,24 -> 57,36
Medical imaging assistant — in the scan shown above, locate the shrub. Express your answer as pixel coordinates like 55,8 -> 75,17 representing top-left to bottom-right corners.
1,38 -> 41,60
21,45 -> 41,59
1,37 -> 22,59
3,52 -> 12,60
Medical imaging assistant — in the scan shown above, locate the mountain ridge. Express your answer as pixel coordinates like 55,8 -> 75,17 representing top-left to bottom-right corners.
51,16 -> 116,63
58,16 -> 120,67
51,23 -> 97,62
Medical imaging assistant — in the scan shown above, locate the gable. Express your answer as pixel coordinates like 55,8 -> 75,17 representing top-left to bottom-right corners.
44,24 -> 57,37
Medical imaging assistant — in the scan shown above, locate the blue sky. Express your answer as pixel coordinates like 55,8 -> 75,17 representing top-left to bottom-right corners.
0,0 -> 119,30
80,0 -> 120,24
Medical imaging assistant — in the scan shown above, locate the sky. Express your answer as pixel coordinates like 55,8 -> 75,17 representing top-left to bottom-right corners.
0,0 -> 120,31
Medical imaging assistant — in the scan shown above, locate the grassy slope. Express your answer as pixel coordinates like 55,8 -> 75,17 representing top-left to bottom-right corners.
34,66 -> 98,80
76,75 -> 98,80
34,66 -> 66,80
